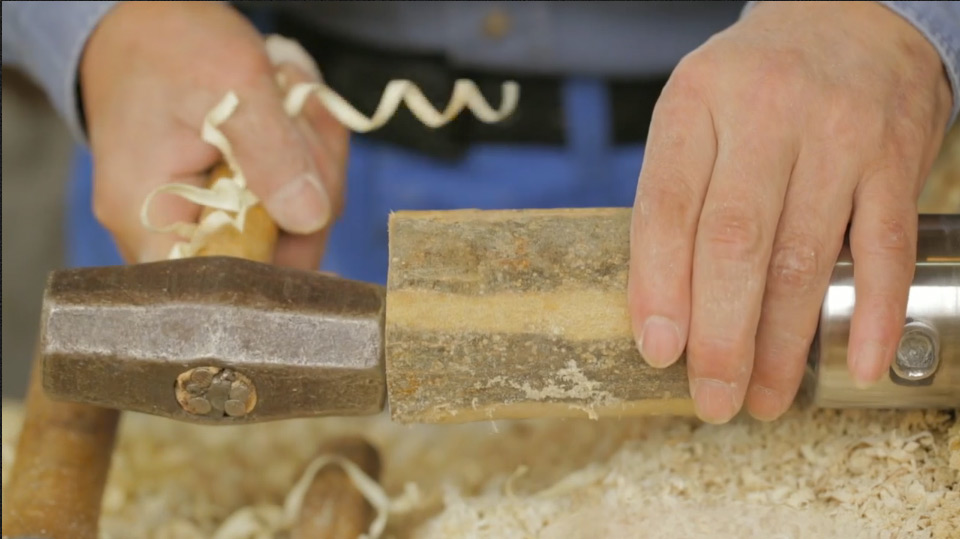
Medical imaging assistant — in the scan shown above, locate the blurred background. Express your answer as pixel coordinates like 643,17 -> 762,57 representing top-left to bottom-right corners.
2,65 -> 958,401
2,69 -> 72,399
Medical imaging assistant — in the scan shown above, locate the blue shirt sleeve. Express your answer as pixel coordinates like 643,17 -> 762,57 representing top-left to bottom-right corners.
877,1 -> 960,127
1,1 -> 119,143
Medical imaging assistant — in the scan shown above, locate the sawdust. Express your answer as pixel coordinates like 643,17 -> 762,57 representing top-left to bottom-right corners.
476,360 -> 619,420
2,401 -> 957,538
950,420 -> 960,474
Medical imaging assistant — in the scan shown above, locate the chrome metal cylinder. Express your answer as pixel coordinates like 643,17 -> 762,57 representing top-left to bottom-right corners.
810,214 -> 960,409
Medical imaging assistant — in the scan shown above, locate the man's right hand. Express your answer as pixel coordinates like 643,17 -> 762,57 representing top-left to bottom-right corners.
80,1 -> 348,268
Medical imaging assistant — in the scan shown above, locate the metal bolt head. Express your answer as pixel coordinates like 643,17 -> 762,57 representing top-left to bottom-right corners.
185,396 -> 212,415
893,321 -> 940,381
229,384 -> 250,403
224,399 -> 247,417
189,368 -> 213,387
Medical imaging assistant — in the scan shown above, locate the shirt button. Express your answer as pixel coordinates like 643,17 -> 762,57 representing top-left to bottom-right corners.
483,8 -> 511,40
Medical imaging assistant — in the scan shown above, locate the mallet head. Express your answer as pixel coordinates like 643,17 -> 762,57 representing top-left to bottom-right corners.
39,256 -> 386,424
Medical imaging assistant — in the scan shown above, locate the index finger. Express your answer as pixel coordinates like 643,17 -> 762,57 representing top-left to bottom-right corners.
628,69 -> 716,370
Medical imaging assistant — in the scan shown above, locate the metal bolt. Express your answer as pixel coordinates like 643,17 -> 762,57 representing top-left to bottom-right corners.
224,400 -> 247,417
892,321 -> 940,381
186,396 -> 212,415
229,384 -> 250,403
189,368 -> 213,387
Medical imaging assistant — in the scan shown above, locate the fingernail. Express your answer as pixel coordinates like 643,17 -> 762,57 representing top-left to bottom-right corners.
638,316 -> 682,367
691,378 -> 738,424
264,172 -> 331,234
853,340 -> 887,389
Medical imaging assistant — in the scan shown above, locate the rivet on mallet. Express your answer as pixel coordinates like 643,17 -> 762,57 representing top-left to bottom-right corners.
186,396 -> 212,415
224,400 -> 247,417
175,367 -> 257,418
190,368 -> 213,387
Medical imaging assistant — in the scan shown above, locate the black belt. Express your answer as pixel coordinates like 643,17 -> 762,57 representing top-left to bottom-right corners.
273,13 -> 669,161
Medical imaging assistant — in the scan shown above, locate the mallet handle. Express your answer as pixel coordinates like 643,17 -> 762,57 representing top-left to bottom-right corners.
195,163 -> 278,262
2,350 -> 120,539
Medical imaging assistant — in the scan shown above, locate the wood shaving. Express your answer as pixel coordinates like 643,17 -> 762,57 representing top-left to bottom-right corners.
476,361 -> 620,420
208,454 -> 391,539
3,402 -> 957,538
138,34 -> 518,261
139,91 -> 258,259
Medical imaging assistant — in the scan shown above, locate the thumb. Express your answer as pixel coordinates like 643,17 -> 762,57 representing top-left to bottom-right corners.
215,66 -> 332,235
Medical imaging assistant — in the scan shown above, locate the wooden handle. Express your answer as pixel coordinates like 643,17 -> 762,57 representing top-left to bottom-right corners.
2,348 -> 120,539
194,163 -> 279,263
2,163 -> 277,538
292,437 -> 383,539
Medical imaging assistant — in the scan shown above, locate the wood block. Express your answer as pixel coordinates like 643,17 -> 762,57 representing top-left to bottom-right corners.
385,208 -> 694,424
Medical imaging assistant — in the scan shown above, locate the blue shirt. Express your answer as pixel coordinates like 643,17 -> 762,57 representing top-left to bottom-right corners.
3,1 -> 960,144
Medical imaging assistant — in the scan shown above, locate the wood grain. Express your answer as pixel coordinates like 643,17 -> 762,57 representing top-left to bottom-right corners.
385,208 -> 694,424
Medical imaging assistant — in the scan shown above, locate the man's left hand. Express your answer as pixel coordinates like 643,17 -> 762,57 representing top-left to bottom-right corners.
628,1 -> 953,423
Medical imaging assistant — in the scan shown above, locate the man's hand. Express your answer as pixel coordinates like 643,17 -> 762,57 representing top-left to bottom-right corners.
80,1 -> 347,268
629,1 -> 953,423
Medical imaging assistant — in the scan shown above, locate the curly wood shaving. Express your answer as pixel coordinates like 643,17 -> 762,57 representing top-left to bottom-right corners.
139,91 -> 259,259
139,34 -> 518,261
210,455 -> 389,539
282,78 -> 519,132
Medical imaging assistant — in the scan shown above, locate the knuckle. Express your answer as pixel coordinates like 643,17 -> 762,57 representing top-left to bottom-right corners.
670,53 -> 712,90
701,207 -> 766,260
221,49 -> 275,88
734,52 -> 807,112
661,54 -> 714,106
855,214 -> 915,258
768,235 -> 823,292
253,113 -> 300,151
637,172 -> 699,223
